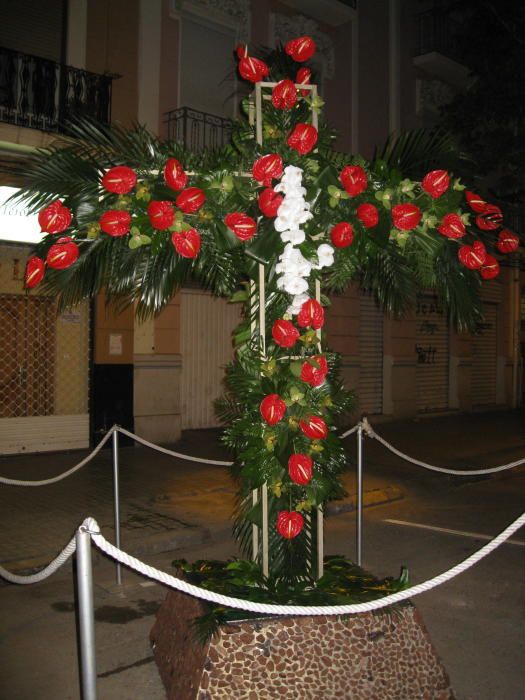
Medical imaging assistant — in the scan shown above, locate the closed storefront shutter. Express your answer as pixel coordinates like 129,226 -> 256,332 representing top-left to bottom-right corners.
415,295 -> 449,412
471,302 -> 498,406
358,292 -> 383,415
0,246 -> 91,454
180,289 -> 241,429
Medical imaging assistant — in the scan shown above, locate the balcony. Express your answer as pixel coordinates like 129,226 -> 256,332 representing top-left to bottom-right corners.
414,9 -> 469,89
0,47 -> 114,134
164,107 -> 233,151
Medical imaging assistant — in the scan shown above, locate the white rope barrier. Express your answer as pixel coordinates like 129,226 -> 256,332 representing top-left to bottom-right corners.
339,424 -> 360,439
115,427 -> 233,466
0,535 -> 76,584
362,418 -> 525,476
85,511 -> 525,616
0,428 -> 115,486
2,418 -> 522,488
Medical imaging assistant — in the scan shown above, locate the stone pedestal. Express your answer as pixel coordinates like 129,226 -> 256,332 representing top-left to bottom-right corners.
150,588 -> 455,700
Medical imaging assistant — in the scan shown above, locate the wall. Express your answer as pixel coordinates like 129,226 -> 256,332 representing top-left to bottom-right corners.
86,0 -> 140,127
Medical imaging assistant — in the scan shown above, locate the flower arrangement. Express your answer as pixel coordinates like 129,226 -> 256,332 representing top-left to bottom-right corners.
17,37 -> 520,613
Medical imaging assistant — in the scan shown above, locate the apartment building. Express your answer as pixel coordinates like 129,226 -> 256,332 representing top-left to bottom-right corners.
0,0 -> 522,454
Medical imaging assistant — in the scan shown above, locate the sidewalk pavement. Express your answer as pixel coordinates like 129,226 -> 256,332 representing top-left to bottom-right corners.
1,408 -> 524,573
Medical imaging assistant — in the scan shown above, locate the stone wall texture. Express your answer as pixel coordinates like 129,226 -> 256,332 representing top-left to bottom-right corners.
150,588 -> 456,699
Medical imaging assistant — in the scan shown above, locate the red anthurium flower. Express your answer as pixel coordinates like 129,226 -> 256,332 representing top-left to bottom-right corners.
100,210 -> 132,237
101,166 -> 137,194
277,511 -> 304,539
272,79 -> 297,110
46,237 -> 79,270
287,123 -> 318,155
285,36 -> 316,62
465,190 -> 487,213
238,55 -> 269,83
38,200 -> 72,234
272,319 -> 300,348
458,241 -> 487,270
258,188 -> 283,217
300,355 -> 328,387
24,256 -> 45,288
297,298 -> 324,330
252,154 -> 283,187
480,254 -> 500,280
164,158 -> 188,191
224,212 -> 257,241
391,203 -> 422,231
147,200 -> 175,230
331,222 -> 353,248
235,44 -> 248,59
171,228 -> 201,258
497,229 -> 520,254
476,204 -> 503,231
339,165 -> 367,197
176,187 -> 206,214
288,454 -> 313,485
260,394 -> 286,425
356,203 -> 379,229
299,415 -> 328,440
437,213 -> 466,239
296,66 -> 311,96
422,169 -> 450,199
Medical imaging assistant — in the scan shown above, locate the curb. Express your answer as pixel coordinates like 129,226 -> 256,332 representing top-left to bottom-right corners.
0,523 -> 226,578
327,486 -> 404,515
1,487 -> 404,578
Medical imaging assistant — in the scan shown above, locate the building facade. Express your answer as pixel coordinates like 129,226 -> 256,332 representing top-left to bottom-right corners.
0,0 -> 522,454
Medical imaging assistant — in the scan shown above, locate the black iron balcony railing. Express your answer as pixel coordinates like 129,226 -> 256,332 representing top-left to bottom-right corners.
414,9 -> 462,62
0,47 -> 114,133
164,107 -> 233,151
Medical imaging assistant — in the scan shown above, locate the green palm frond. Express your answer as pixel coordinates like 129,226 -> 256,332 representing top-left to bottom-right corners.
360,243 -> 417,317
374,127 -> 473,180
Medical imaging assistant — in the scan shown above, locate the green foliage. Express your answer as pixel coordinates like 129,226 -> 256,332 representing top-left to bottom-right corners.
171,556 -> 410,644
373,127 -> 471,181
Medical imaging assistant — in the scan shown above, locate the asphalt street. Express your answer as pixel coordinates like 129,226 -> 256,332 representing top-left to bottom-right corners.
1,409 -> 525,698
1,466 -> 524,699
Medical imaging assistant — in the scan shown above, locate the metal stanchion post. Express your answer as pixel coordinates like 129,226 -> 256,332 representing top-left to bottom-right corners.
76,527 -> 97,700
112,429 -> 122,585
356,422 -> 364,566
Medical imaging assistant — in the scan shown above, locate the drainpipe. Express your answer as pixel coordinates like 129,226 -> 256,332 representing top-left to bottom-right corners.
511,260 -> 521,408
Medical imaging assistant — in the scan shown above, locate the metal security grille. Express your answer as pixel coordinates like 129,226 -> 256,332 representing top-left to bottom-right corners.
0,294 -> 55,417
180,289 -> 241,429
0,286 -> 90,453
415,294 -> 449,412
472,303 -> 498,406
358,291 -> 383,415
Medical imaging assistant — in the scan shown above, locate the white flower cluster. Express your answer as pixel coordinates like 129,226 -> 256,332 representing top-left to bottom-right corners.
274,165 -> 334,315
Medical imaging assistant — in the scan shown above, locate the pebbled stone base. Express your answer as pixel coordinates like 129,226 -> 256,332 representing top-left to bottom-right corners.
150,588 -> 455,699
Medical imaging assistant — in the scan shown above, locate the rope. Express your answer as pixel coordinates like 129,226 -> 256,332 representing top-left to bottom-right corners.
86,511 -> 525,616
362,419 -> 525,476
0,535 -> 76,584
0,428 -> 115,486
115,427 -> 233,466
340,424 -> 360,439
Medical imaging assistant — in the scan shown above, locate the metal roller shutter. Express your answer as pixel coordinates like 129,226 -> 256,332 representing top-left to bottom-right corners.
415,295 -> 449,412
471,303 -> 498,406
358,291 -> 383,415
180,289 -> 241,429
